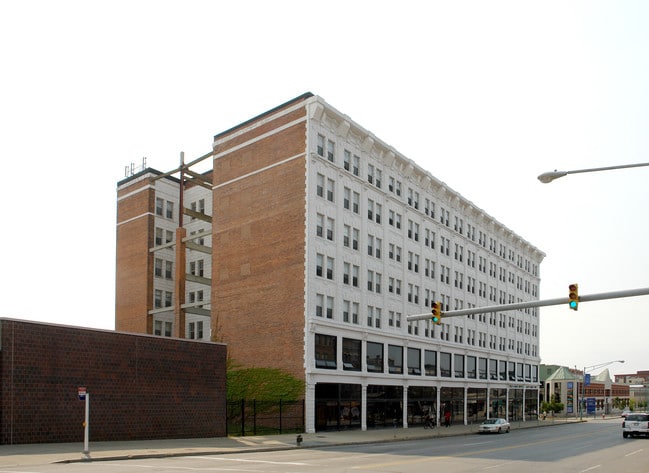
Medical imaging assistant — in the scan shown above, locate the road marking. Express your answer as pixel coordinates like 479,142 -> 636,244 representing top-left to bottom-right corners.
195,457 -> 309,465
353,429 -> 606,470
483,462 -> 514,470
580,466 -> 601,473
625,448 -> 644,456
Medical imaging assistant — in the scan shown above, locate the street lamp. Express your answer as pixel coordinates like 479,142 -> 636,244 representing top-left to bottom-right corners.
538,162 -> 649,183
580,360 -> 624,421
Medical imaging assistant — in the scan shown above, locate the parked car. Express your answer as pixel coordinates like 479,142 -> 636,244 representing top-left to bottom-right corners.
622,413 -> 649,438
621,409 -> 631,418
478,418 -> 510,434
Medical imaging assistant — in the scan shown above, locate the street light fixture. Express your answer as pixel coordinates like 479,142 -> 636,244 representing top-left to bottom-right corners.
538,162 -> 649,183
580,360 -> 624,421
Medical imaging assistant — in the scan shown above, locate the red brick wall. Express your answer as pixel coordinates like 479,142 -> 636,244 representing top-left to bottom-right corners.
212,102 -> 307,381
115,178 -> 154,334
0,319 -> 226,444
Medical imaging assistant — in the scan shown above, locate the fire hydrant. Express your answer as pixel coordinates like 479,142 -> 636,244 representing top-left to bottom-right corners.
296,434 -> 303,446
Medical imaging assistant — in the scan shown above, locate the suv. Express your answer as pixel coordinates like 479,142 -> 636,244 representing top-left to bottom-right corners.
622,413 -> 649,438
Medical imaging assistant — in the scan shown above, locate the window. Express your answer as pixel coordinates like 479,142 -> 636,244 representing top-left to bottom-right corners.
165,201 -> 174,219
317,134 -> 325,156
316,213 -> 324,237
424,350 -> 437,376
326,257 -> 334,280
326,296 -> 334,319
388,345 -> 403,374
315,294 -> 324,317
366,341 -> 383,373
440,352 -> 452,377
343,150 -> 351,171
343,338 -> 362,371
407,347 -> 421,375
155,198 -> 164,216
326,178 -> 335,202
316,173 -> 324,197
316,254 -> 324,277
327,139 -> 335,162
454,354 -> 465,378
479,358 -> 488,379
315,334 -> 337,369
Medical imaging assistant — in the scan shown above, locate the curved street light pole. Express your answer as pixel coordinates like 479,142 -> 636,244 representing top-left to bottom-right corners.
538,162 -> 649,183
580,360 -> 625,421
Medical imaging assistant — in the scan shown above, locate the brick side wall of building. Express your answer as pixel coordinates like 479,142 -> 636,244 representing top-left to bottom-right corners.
115,178 -> 154,334
212,104 -> 307,381
0,319 -> 226,445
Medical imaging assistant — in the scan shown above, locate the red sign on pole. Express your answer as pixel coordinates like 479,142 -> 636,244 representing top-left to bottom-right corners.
78,387 -> 87,401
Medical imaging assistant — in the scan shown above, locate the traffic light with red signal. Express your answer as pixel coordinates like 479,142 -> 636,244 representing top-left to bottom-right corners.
568,283 -> 579,311
431,301 -> 442,325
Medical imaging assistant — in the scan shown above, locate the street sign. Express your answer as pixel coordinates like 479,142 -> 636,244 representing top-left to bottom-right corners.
78,387 -> 87,401
585,374 -> 591,386
587,397 -> 596,414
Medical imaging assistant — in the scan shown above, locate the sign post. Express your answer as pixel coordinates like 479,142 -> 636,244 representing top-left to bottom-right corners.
78,387 -> 89,458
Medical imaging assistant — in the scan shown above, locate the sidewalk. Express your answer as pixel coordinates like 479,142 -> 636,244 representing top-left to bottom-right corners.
0,417 -> 583,468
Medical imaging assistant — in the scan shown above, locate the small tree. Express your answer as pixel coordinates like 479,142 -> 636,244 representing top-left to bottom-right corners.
541,400 -> 565,414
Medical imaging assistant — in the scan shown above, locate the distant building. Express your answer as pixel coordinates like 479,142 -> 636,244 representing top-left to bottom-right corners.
615,371 -> 649,385
542,364 -> 629,416
116,93 -> 546,432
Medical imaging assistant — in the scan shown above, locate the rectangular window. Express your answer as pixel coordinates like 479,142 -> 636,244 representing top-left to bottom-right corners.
154,289 -> 163,308
315,333 -> 337,369
343,338 -> 362,371
424,350 -> 437,376
326,296 -> 334,319
317,134 -> 325,156
155,198 -> 164,216
166,201 -> 174,219
407,347 -> 421,375
327,139 -> 335,162
326,178 -> 335,202
440,352 -> 452,377
366,341 -> 383,373
343,150 -> 351,171
479,357 -> 488,379
388,345 -> 403,374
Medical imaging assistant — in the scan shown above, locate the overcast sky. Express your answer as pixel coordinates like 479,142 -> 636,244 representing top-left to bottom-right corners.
1,1 -> 647,377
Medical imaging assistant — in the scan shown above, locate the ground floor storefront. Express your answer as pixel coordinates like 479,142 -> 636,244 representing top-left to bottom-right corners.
310,381 -> 539,432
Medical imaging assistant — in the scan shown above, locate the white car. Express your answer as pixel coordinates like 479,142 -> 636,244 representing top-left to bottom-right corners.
623,413 -> 649,438
478,418 -> 510,434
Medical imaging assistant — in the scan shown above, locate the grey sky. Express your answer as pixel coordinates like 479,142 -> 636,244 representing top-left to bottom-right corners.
1,0 -> 647,375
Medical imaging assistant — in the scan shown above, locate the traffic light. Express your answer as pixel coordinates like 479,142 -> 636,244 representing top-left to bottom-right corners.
431,301 -> 442,325
568,283 -> 579,311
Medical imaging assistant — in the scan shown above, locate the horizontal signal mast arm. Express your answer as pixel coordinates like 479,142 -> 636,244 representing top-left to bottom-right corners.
406,286 -> 649,322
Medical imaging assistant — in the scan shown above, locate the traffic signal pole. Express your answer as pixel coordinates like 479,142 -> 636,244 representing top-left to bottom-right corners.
406,286 -> 649,321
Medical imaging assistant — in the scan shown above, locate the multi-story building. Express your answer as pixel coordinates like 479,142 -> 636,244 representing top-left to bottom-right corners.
116,92 -> 545,433
116,166 -> 212,340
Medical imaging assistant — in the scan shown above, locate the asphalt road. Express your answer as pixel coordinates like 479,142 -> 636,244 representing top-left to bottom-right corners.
1,419 -> 646,473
